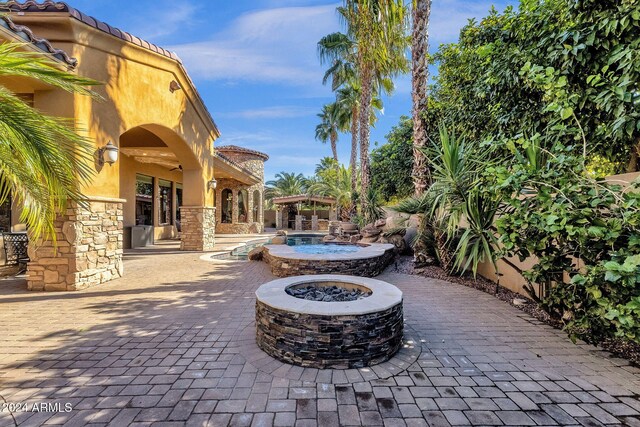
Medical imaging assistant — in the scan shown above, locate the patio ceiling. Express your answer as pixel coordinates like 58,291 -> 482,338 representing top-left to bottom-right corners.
120,147 -> 260,185
272,194 -> 336,206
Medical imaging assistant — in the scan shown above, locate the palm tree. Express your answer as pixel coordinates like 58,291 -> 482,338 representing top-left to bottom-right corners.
335,84 -> 385,193
315,103 -> 340,162
338,0 -> 410,211
265,172 -> 308,201
411,0 -> 432,195
308,164 -> 357,221
318,28 -> 396,198
0,42 -> 99,240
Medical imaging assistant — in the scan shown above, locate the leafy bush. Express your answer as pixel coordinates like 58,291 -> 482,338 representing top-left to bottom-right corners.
493,144 -> 640,344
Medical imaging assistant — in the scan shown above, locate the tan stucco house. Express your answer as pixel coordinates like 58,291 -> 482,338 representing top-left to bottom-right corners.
0,1 -> 268,291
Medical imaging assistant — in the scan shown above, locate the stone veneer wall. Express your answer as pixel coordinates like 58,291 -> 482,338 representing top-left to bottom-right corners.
215,151 -> 265,234
180,207 -> 216,251
263,246 -> 396,278
256,300 -> 404,369
27,197 -> 124,291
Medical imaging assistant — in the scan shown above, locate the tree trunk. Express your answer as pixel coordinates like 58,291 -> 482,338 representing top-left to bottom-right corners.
626,138 -> 640,172
330,133 -> 338,163
411,0 -> 432,196
359,66 -> 373,212
350,105 -> 359,193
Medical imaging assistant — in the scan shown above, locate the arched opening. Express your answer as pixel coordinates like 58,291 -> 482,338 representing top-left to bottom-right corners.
221,189 -> 233,223
253,190 -> 261,223
238,190 -> 248,223
119,124 -> 212,249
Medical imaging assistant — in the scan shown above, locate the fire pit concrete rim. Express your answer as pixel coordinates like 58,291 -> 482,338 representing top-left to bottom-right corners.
263,243 -> 395,261
255,274 -> 403,316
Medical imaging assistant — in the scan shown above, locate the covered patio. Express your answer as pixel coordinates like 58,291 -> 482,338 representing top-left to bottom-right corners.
271,195 -> 337,231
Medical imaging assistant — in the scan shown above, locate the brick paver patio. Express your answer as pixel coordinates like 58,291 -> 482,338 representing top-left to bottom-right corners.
0,244 -> 639,426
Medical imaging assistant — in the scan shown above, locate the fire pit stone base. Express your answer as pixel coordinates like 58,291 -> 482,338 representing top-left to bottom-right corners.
255,275 -> 404,369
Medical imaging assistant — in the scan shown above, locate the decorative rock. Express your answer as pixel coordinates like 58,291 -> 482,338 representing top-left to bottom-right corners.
248,246 -> 264,261
349,235 -> 361,244
513,298 -> 528,306
374,219 -> 387,228
361,227 -> 382,238
388,234 -> 408,254
271,236 -> 287,245
323,234 -> 336,242
276,230 -> 288,237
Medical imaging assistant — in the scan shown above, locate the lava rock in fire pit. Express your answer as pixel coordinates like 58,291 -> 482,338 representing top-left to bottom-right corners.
286,284 -> 371,302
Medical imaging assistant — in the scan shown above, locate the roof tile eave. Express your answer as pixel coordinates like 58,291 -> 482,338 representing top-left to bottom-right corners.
0,0 -> 182,63
0,15 -> 77,67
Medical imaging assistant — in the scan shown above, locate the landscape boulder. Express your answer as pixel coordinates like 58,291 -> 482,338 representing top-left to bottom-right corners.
248,247 -> 264,261
271,236 -> 287,245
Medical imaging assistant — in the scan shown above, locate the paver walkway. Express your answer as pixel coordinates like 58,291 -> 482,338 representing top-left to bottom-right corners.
0,246 -> 639,426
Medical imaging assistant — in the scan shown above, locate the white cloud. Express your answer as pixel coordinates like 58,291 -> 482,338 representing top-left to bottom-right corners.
216,106 -> 316,119
168,4 -> 340,86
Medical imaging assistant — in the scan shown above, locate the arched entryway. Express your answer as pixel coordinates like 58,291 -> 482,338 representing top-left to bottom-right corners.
119,124 -> 215,251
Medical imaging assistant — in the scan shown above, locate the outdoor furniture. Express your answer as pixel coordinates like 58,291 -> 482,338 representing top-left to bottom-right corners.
339,222 -> 360,238
2,232 -> 29,271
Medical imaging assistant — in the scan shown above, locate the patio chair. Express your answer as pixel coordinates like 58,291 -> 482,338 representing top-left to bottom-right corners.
2,232 -> 30,273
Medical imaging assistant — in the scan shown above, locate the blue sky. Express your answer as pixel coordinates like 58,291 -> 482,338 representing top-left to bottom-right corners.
68,0 -> 515,181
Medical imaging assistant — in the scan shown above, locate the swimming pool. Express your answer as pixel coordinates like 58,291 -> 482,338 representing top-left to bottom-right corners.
212,234 -> 325,260
292,244 -> 359,255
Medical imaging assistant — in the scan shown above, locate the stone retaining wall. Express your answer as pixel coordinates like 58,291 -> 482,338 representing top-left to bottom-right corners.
256,300 -> 403,369
263,246 -> 395,278
27,198 -> 124,291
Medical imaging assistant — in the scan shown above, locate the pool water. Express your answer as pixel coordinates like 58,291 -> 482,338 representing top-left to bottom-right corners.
212,234 -> 326,260
286,236 -> 324,246
293,244 -> 359,255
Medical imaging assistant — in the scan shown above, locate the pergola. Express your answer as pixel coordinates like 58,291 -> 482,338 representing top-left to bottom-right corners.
271,194 -> 337,231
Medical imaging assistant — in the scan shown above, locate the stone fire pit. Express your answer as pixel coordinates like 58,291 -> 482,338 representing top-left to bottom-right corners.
255,275 -> 403,369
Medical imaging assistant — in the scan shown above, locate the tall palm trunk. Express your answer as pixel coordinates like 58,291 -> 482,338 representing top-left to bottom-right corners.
330,134 -> 339,163
359,65 -> 373,211
411,0 -> 432,196
350,104 -> 359,192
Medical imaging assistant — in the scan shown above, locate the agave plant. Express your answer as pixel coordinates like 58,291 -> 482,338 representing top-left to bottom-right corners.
395,126 -> 502,277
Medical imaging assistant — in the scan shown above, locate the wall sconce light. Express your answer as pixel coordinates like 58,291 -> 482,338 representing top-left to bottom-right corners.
99,141 -> 119,166
169,80 -> 182,93
208,178 -> 218,191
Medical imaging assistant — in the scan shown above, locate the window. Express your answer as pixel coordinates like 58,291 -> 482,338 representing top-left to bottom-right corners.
158,179 -> 172,225
221,189 -> 232,223
135,174 -> 154,226
253,190 -> 261,223
238,190 -> 248,223
175,183 -> 183,222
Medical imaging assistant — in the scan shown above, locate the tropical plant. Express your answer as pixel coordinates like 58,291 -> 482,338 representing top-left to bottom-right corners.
411,0 -> 432,195
265,172 -> 308,201
318,30 -> 391,195
308,163 -> 357,221
430,0 -> 640,172
338,0 -> 410,209
492,144 -> 640,344
315,103 -> 340,162
370,116 -> 414,203
0,42 -> 99,241
394,127 -> 501,276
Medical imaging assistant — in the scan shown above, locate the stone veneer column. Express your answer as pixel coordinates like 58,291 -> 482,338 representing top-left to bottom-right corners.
180,206 -> 216,251
276,209 -> 283,230
295,215 -> 303,231
311,215 -> 319,231
27,197 -> 124,291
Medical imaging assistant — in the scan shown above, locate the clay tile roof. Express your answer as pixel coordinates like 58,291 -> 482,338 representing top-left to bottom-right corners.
216,145 -> 269,161
0,15 -> 77,67
0,1 -> 182,63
